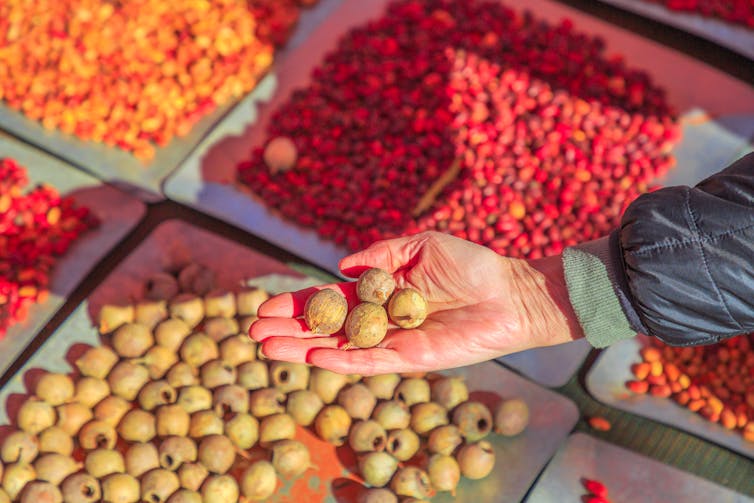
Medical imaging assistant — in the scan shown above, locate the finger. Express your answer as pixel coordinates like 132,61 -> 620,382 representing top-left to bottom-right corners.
257,281 -> 358,318
339,234 -> 428,277
306,346 -> 412,376
261,335 -> 347,364
249,317 -> 316,342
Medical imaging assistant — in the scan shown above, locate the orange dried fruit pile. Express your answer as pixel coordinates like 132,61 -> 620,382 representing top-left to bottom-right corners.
0,0 -> 275,160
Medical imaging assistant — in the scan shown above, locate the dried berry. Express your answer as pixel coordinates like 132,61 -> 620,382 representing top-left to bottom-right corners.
74,377 -> 110,408
219,335 -> 257,367
271,439 -> 311,479
203,317 -> 239,342
200,360 -> 237,389
75,345 -> 119,379
263,136 -> 298,173
38,426 -> 73,457
456,440 -> 495,479
35,372 -> 75,406
166,362 -> 199,388
427,454 -> 461,495
198,435 -> 236,474
309,367 -> 349,403
60,472 -> 101,503
235,288 -> 269,317
156,404 -> 191,437
372,400 -> 411,431
177,386 -> 213,414
78,420 -> 117,450
430,376 -> 469,411
125,442 -> 160,478
34,453 -> 81,484
387,289 -> 428,329
159,436 -> 198,471
338,383 -> 377,420
225,413 -> 259,450
358,488 -> 398,503
390,466 -> 433,499
358,451 -> 398,488
180,333 -> 219,368
118,409 -> 157,443
452,401 -> 493,442
286,389 -> 324,426
141,345 -> 180,380
363,373 -> 401,400
55,402 -> 92,436
17,397 -> 56,434
203,290 -> 236,319
237,361 -> 269,390
140,469 -> 180,503
139,380 -> 178,411
18,481 -> 62,503
111,322 -> 154,358
394,378 -> 431,407
410,402 -> 449,435
1,431 -> 39,464
270,361 -> 310,393
345,302 -> 389,348
2,462 -> 36,500
427,425 -> 463,456
134,300 -> 169,330
108,361 -> 150,401
97,305 -> 135,335
94,396 -> 132,427
240,460 -> 277,501
213,384 -> 250,417
167,488 -> 202,503
84,448 -> 125,478
356,268 -> 396,305
315,405 -> 352,446
154,318 -> 192,352
259,413 -> 297,448
349,420 -> 387,453
178,462 -> 209,492
201,474 -> 239,502
303,289 -> 348,335
385,429 -> 420,462
189,411 -> 224,439
169,294 -> 205,329
249,388 -> 286,417
101,473 -> 140,503
494,398 -> 530,436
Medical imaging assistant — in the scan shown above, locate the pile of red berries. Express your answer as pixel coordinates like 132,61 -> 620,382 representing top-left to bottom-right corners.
237,0 -> 680,256
645,0 -> 754,28
0,158 -> 99,337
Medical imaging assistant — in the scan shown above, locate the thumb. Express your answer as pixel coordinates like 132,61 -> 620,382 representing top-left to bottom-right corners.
339,233 -> 429,278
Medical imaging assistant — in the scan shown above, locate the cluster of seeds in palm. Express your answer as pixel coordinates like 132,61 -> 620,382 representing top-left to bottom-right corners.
0,264 -> 530,502
304,268 -> 430,349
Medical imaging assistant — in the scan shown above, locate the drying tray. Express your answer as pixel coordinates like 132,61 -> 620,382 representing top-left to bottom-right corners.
586,337 -> 754,460
0,0 -> 343,202
596,0 -> 754,60
0,134 -> 145,377
0,219 -> 580,502
525,433 -> 754,503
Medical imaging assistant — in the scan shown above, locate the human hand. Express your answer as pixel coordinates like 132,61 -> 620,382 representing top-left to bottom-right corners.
250,232 -> 584,375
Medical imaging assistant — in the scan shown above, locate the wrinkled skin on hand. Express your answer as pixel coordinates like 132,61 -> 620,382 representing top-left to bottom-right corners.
250,232 -> 584,375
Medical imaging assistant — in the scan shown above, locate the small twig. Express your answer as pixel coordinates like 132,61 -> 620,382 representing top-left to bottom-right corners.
412,159 -> 462,217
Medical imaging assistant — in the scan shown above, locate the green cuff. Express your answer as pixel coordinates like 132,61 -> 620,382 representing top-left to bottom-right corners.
562,236 -> 636,348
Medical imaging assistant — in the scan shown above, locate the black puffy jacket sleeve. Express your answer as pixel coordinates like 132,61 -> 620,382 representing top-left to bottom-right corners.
563,151 -> 754,348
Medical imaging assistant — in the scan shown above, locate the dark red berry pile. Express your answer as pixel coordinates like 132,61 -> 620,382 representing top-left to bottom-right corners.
0,158 -> 99,337
237,0 -> 681,256
644,0 -> 754,28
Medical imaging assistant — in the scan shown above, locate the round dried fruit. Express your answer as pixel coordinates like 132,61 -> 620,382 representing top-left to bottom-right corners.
345,302 -> 388,348
303,289 -> 347,335
387,288 -> 428,329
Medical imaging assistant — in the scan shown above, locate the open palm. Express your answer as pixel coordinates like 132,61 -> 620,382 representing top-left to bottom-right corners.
250,232 -> 583,375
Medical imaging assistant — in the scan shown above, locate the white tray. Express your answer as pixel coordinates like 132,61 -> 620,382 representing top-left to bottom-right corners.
526,433 -> 753,503
597,0 -> 754,60
0,0 -> 343,202
0,134 -> 145,377
586,337 -> 754,459
0,219 -> 580,502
